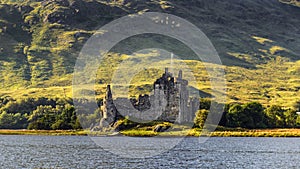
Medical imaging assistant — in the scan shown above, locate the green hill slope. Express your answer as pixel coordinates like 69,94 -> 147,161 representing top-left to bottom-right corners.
0,0 -> 299,107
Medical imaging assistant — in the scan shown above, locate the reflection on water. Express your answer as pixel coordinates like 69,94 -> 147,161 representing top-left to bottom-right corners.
1,135 -> 300,168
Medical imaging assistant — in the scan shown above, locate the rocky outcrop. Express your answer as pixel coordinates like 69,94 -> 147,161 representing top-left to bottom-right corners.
153,124 -> 171,132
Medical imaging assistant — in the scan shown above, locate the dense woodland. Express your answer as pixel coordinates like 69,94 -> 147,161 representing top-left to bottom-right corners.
0,96 -> 299,130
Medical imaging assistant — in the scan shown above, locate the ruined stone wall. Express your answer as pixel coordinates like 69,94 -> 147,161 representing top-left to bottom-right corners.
100,85 -> 118,128
99,69 -> 200,126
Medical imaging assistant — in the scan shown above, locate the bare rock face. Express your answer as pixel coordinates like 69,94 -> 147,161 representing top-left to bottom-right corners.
153,124 -> 171,132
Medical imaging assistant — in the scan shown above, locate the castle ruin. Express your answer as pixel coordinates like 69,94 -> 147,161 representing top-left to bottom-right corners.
100,68 -> 200,128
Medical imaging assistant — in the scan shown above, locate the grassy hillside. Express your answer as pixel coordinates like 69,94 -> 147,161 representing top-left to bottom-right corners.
0,0 -> 299,108
2,51 -> 299,108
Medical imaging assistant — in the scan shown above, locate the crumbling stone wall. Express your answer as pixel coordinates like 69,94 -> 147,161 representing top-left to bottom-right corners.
100,68 -> 200,127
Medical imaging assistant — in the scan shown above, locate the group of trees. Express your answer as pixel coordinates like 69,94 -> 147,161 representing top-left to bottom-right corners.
0,97 -> 83,130
0,96 -> 300,130
194,99 -> 300,129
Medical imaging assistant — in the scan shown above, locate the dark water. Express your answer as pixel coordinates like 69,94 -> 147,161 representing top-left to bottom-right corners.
1,135 -> 300,168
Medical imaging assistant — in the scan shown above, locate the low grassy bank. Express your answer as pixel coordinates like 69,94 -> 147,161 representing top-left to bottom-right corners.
2,129 -> 300,137
120,128 -> 300,137
0,129 -> 87,136
210,129 -> 300,137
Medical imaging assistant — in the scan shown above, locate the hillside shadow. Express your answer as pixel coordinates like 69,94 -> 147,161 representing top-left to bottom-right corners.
188,86 -> 212,98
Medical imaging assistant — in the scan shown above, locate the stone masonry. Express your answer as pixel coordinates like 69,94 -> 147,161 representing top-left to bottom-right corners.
100,68 -> 200,127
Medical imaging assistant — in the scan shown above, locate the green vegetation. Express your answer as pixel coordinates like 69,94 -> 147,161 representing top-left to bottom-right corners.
2,96 -> 299,132
0,0 -> 298,108
3,128 -> 300,137
197,101 -> 300,129
210,129 -> 300,137
0,97 -> 83,130
120,128 -> 300,137
0,129 -> 87,136
95,55 -> 300,108
0,0 -> 299,136
121,130 -> 158,137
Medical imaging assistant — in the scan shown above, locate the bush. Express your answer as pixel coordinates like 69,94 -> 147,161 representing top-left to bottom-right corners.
194,109 -> 209,129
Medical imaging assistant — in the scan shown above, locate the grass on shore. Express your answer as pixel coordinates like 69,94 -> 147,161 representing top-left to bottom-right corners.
3,128 -> 300,137
210,129 -> 300,137
120,128 -> 300,137
0,129 -> 87,136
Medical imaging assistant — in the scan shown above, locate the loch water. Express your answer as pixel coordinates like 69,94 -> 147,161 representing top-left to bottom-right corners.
1,135 -> 300,168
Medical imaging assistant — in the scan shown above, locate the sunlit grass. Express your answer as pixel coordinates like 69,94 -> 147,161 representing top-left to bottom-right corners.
252,36 -> 273,45
211,129 -> 300,137
269,46 -> 288,55
2,128 -> 300,137
279,0 -> 300,7
0,54 -> 299,108
0,129 -> 87,136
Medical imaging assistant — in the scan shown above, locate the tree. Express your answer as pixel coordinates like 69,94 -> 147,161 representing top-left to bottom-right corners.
243,102 -> 265,128
265,105 -> 285,128
218,104 -> 231,127
293,100 -> 300,112
52,105 -> 81,130
284,109 -> 297,128
28,105 -> 58,130
225,103 -> 264,129
199,98 -> 211,110
0,111 -> 14,129
226,104 -> 243,127
194,109 -> 209,129
0,112 -> 27,129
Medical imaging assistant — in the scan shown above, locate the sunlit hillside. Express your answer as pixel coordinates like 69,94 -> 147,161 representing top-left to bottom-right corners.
0,0 -> 299,108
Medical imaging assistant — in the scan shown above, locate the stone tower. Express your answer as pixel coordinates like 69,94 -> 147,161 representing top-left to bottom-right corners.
100,85 -> 118,128
175,70 -> 189,123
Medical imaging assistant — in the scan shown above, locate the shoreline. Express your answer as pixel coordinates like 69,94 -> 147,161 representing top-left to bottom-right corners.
0,129 -> 88,136
2,128 -> 300,137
